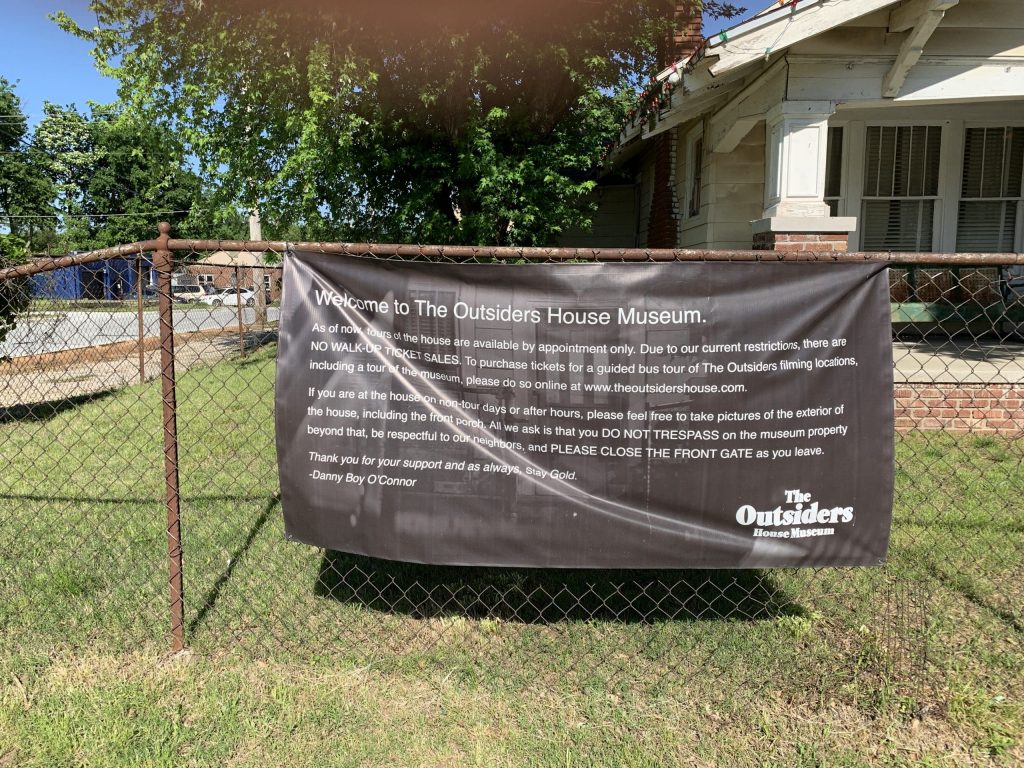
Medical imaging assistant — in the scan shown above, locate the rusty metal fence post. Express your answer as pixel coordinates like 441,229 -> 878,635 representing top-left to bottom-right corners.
136,256 -> 146,384
235,264 -> 245,355
154,222 -> 185,652
4,234 -> 1024,738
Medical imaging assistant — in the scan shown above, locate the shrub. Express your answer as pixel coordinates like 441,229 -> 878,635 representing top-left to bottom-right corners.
0,234 -> 31,349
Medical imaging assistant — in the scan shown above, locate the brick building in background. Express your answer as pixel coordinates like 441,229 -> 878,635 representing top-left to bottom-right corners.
184,250 -> 284,301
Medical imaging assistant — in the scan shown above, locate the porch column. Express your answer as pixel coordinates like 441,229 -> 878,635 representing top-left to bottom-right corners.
754,101 -> 856,252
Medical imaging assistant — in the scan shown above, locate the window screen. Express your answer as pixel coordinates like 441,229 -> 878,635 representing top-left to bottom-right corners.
824,127 -> 843,217
956,127 -> 1024,253
688,135 -> 703,218
861,125 -> 942,251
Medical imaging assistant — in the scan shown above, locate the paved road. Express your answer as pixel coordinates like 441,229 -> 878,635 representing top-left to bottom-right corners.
894,340 -> 1024,384
0,306 -> 281,358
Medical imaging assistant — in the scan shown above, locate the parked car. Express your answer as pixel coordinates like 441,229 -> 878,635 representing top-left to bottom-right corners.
198,288 -> 237,306
217,288 -> 257,308
170,283 -> 212,303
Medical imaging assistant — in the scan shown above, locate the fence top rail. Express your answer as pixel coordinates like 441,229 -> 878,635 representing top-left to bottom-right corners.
167,240 -> 1024,267
0,240 -> 160,282
2,237 -> 1024,283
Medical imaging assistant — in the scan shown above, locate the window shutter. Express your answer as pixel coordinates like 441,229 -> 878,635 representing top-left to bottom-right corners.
824,127 -> 843,216
957,128 -> 1024,253
957,201 -> 1016,252
862,200 -> 935,252
861,126 -> 941,252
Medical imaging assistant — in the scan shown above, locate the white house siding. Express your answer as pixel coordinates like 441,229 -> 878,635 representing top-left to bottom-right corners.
788,0 -> 1024,106
790,0 -> 1024,60
556,185 -> 638,248
667,117 -> 765,250
704,122 -> 766,250
674,118 -> 705,248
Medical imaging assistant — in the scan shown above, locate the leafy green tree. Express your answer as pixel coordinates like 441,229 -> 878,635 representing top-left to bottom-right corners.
82,114 -> 201,247
33,103 -> 202,250
58,1 -> 740,245
0,234 -> 26,350
0,231 -> 31,349
0,79 -> 49,344
0,78 -> 55,252
32,103 -> 99,249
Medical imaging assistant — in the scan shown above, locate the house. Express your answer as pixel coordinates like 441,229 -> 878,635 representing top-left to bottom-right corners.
580,0 -> 1023,308
31,255 -> 155,301
567,0 -> 1024,435
184,250 -> 284,301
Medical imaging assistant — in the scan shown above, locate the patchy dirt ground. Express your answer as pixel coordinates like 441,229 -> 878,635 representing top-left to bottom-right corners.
0,330 -> 276,409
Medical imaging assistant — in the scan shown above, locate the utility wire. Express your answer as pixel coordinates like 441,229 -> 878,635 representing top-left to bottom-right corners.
4,209 -> 197,219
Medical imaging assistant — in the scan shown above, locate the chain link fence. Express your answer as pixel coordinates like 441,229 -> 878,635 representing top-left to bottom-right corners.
1,233 -> 1021,748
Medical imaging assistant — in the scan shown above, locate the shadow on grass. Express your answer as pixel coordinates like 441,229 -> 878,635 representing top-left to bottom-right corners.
188,494 -> 280,633
237,330 -> 278,360
0,388 -> 123,424
315,550 -> 802,625
927,562 -> 1024,633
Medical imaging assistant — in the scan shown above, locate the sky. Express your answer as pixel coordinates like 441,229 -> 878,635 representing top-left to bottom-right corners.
0,1 -> 758,125
704,4 -> 756,39
0,1 -> 117,124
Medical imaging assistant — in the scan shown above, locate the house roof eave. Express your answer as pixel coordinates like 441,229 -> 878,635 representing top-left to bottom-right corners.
608,0 -> 909,165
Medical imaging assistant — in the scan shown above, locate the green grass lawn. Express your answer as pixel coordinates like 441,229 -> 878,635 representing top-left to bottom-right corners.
0,346 -> 1021,766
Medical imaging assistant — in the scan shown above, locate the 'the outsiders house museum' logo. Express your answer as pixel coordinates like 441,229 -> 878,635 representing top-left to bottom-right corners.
736,489 -> 854,540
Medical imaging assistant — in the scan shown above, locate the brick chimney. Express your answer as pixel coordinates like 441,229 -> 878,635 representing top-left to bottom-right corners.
647,2 -> 702,249
666,0 -> 704,67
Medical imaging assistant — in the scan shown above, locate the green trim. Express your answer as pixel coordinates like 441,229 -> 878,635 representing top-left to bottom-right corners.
890,301 -> 1024,324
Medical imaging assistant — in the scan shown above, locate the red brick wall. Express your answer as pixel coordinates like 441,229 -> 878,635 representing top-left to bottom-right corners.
645,2 -> 703,250
646,133 -> 679,249
895,384 -> 1023,435
753,232 -> 850,252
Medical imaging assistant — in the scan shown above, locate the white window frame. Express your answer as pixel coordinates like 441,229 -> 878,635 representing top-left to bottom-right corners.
826,118 -> 1024,254
956,122 -> 1024,254
684,122 -> 706,223
832,119 -> 949,252
824,125 -> 845,217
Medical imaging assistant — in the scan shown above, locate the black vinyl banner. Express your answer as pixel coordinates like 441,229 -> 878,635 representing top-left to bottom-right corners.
275,252 -> 894,568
